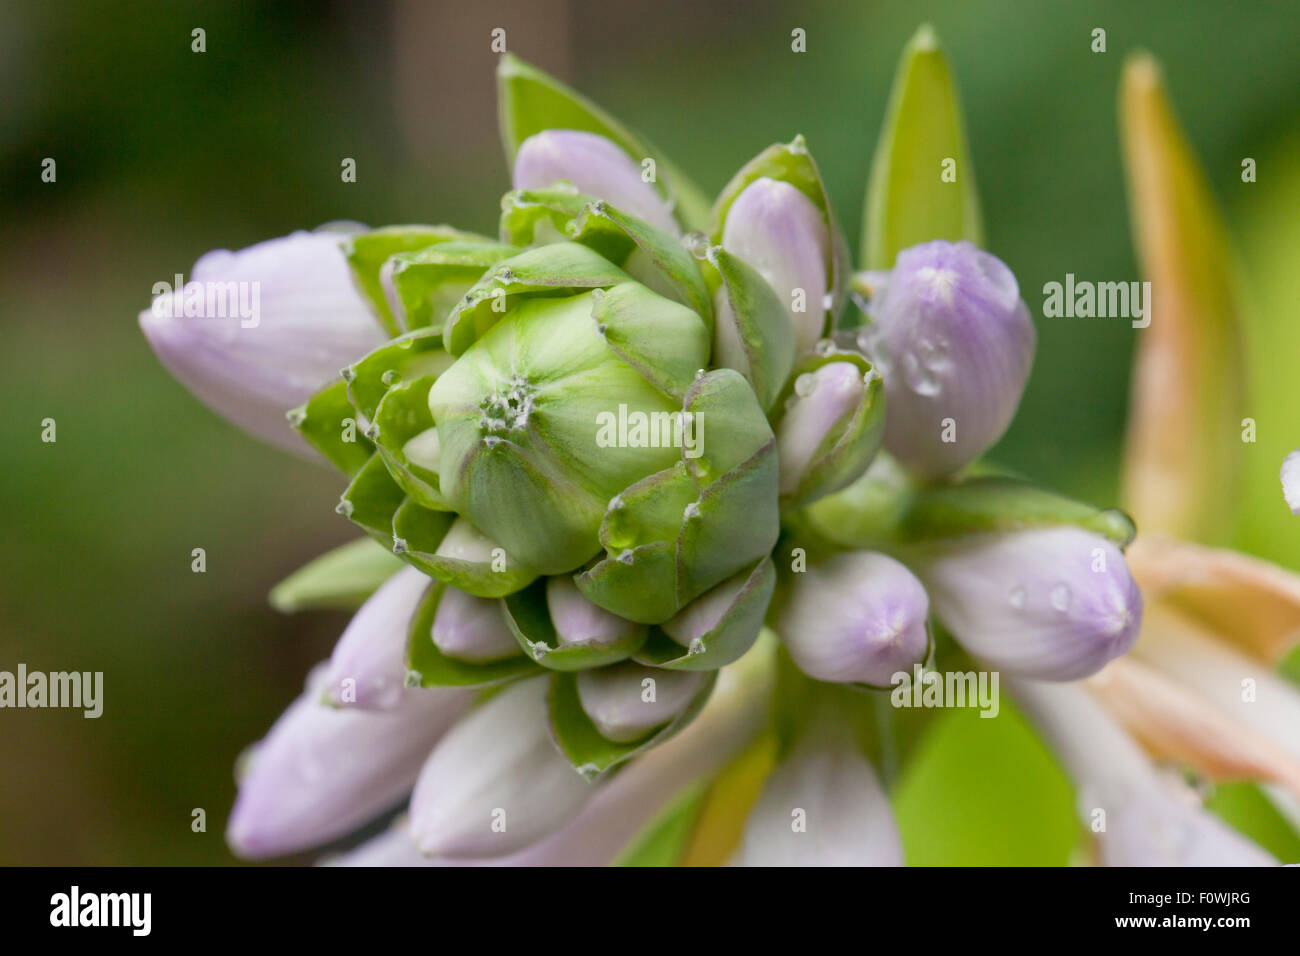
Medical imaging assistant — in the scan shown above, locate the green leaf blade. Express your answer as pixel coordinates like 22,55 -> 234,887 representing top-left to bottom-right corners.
863,24 -> 983,270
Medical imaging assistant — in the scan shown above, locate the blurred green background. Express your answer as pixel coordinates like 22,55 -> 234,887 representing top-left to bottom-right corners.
2,0 -> 1298,864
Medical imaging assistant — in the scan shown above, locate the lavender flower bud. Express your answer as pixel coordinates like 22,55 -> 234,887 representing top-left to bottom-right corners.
322,566 -> 430,710
226,671 -> 471,859
777,362 -> 867,497
547,576 -> 643,648
138,230 -> 386,453
512,130 -> 679,236
735,729 -> 903,866
778,551 -> 929,685
660,566 -> 749,649
721,177 -> 830,353
430,586 -> 522,663
914,526 -> 1142,681
575,662 -> 706,743
408,677 -> 592,858
860,240 -> 1035,477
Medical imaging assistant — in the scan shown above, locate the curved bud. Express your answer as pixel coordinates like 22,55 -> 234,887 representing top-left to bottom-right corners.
431,585 -> 522,663
1283,447 -> 1300,515
139,230 -> 386,453
547,576 -> 643,649
1013,678 -> 1275,866
735,728 -> 903,866
859,240 -> 1035,477
776,355 -> 885,506
913,526 -> 1142,681
513,130 -> 679,236
779,551 -> 929,686
322,566 -> 430,710
778,363 -> 865,492
226,672 -> 471,859
408,677 -> 592,858
721,177 -> 829,353
575,661 -> 706,743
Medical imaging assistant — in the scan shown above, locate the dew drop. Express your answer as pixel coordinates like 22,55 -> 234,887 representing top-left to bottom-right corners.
617,549 -> 635,565
381,369 -> 401,386
392,537 -> 408,554
901,334 -> 952,397
335,499 -> 354,517
1050,584 -> 1072,612
1008,586 -> 1027,610
683,502 -> 701,520
793,373 -> 817,398
814,338 -> 836,356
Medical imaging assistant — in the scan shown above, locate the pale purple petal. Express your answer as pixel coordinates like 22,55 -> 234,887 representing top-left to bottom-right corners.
139,229 -> 385,453
576,661 -> 705,743
914,526 -> 1141,681
777,362 -> 867,495
734,729 -> 903,866
407,677 -> 593,858
513,130 -> 679,236
779,551 -> 929,685
722,177 -> 829,353
226,672 -> 471,859
1013,679 -> 1276,866
322,566 -> 430,710
547,576 -> 642,648
430,586 -> 522,663
860,240 -> 1035,477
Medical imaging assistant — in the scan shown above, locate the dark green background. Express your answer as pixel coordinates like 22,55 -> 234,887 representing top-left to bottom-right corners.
2,0 -> 1298,864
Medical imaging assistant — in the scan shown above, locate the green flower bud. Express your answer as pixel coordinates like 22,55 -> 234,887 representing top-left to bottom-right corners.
427,239 -> 779,626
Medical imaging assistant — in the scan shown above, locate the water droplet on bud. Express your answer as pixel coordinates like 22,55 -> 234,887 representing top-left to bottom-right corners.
1050,584 -> 1072,612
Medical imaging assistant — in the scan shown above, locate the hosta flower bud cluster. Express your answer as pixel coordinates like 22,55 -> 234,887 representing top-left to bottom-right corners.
142,43 -> 1151,865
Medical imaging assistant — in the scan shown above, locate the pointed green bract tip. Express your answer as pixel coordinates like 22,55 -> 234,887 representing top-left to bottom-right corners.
861,24 -> 983,270
910,22 -> 940,52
